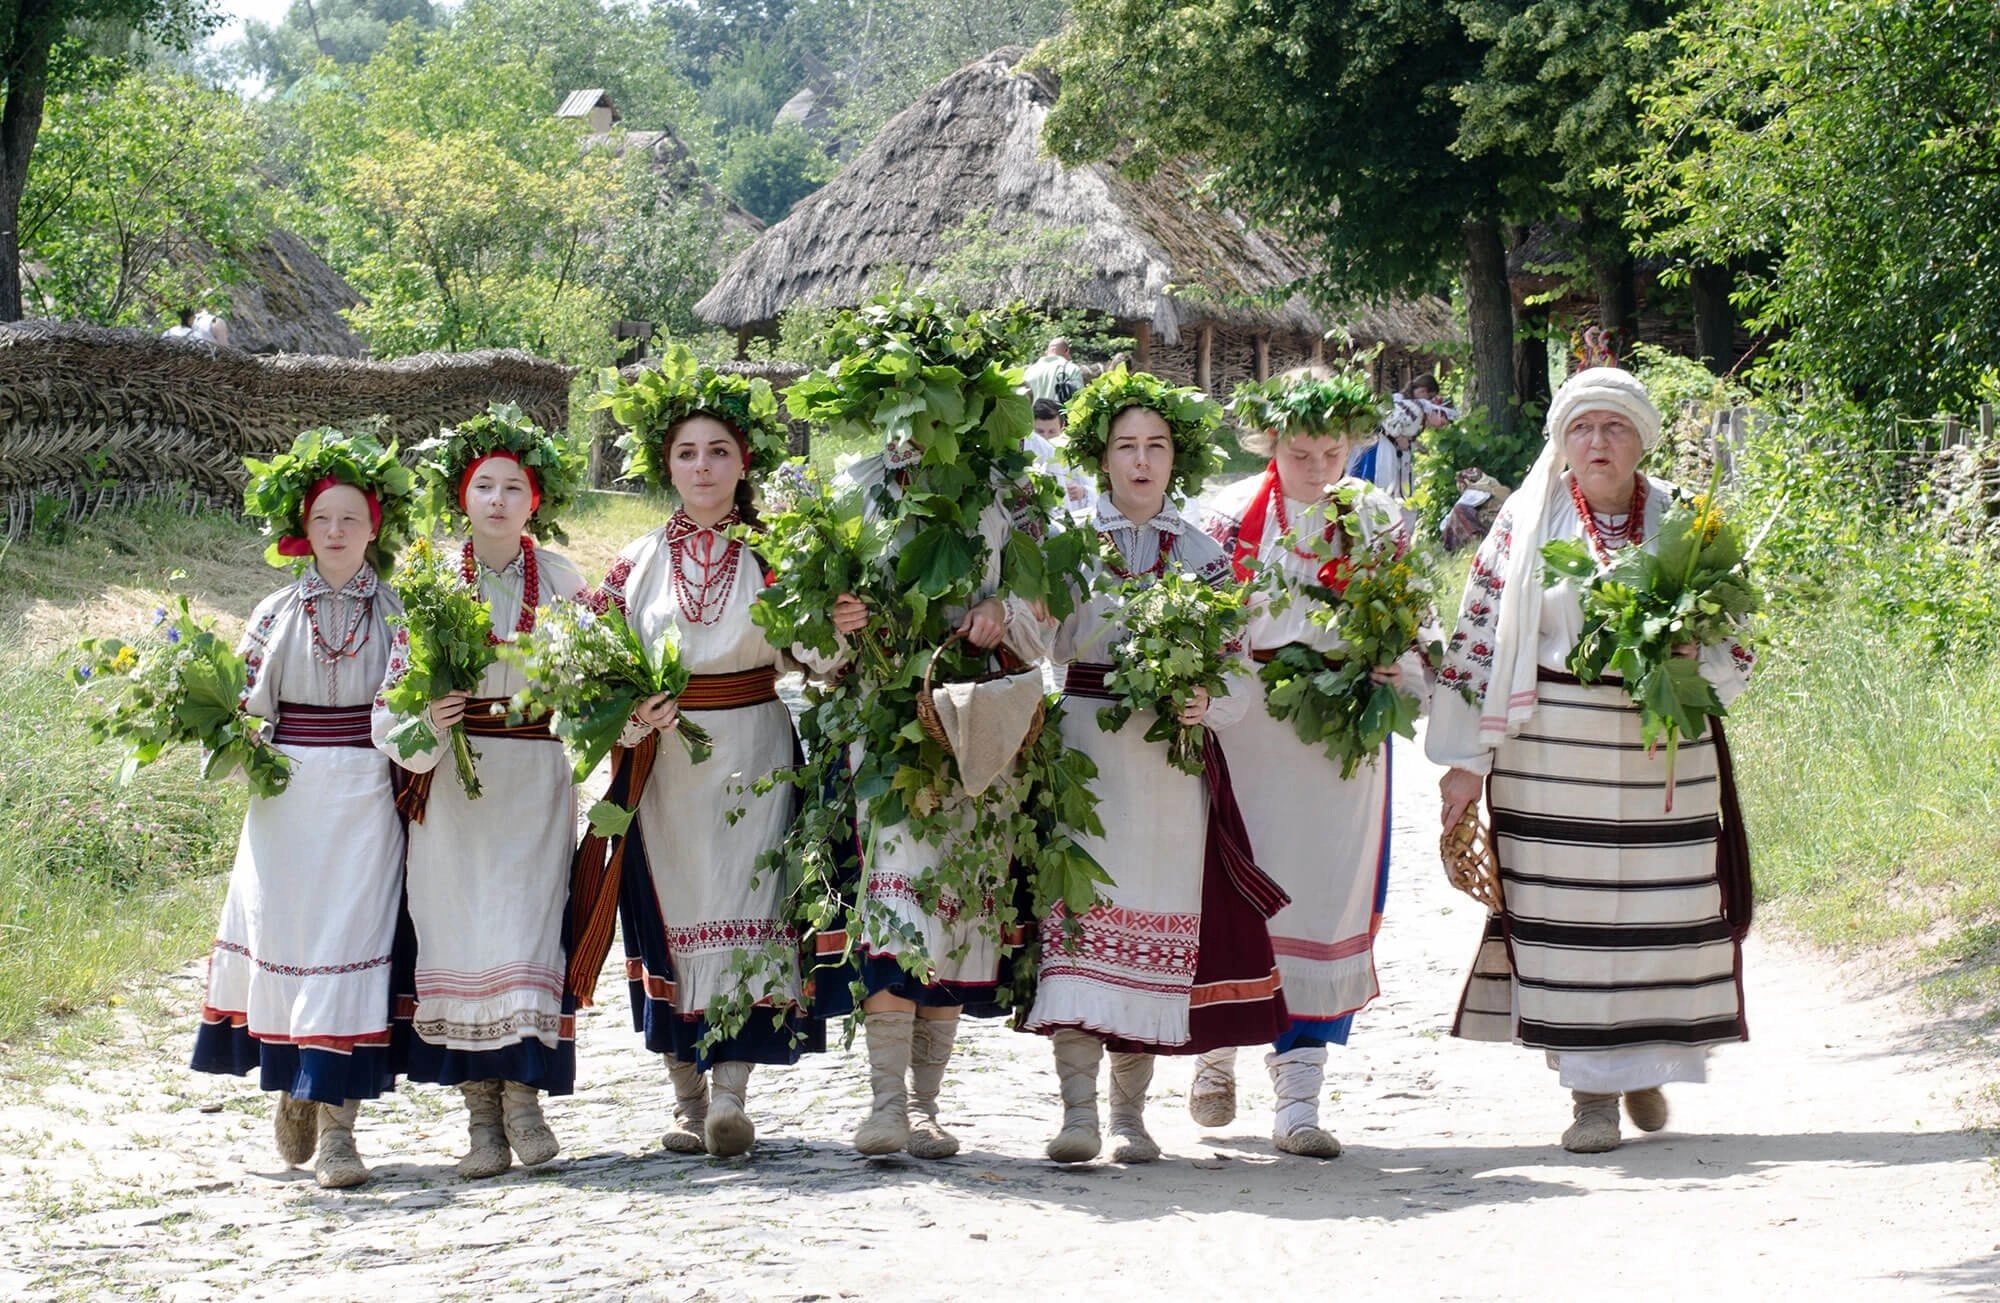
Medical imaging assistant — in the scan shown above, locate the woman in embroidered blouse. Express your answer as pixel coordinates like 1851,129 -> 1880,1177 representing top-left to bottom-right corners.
1195,372 -> 1430,1159
191,438 -> 412,1190
1022,370 -> 1290,1166
372,418 -> 590,1179
1426,367 -> 1756,1154
593,404 -> 846,1159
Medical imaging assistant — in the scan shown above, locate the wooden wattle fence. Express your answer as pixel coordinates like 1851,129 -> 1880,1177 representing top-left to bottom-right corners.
0,323 -> 575,539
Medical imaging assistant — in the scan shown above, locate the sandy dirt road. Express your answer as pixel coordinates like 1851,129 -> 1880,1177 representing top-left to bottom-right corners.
2,724 -> 1995,1302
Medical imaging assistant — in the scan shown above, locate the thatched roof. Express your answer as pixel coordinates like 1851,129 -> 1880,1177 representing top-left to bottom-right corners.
592,126 -> 764,240
220,230 -> 367,357
695,48 -> 1448,348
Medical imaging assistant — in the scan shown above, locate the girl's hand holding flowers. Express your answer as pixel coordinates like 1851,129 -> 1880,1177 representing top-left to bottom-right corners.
831,593 -> 870,637
428,691 -> 469,733
635,693 -> 680,734
957,596 -> 1007,649
1177,686 -> 1211,727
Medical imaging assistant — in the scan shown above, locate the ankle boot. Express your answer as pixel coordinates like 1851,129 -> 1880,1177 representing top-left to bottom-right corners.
906,1013 -> 962,1159
456,1079 -> 512,1179
706,1062 -> 756,1157
1107,1051 -> 1160,1163
1267,1047 -> 1340,1158
1562,1090 -> 1622,1153
274,1091 -> 317,1167
852,1010 -> 915,1154
1188,1047 -> 1237,1128
661,1055 -> 710,1154
1623,1086 -> 1669,1133
501,1081 -> 560,1166
313,1100 -> 368,1189
1045,1029 -> 1103,1163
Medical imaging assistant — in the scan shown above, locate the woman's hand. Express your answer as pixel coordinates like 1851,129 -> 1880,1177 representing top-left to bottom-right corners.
428,691 -> 468,733
1672,642 -> 1699,659
634,693 -> 679,734
831,593 -> 870,636
1178,686 -> 1212,727
1370,662 -> 1404,688
957,596 -> 1007,650
1440,766 -> 1484,829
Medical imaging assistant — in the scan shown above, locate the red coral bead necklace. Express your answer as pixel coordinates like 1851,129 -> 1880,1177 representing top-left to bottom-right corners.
462,536 -> 538,643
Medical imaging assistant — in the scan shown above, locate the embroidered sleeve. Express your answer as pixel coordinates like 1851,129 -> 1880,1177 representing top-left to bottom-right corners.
1437,503 -> 1515,706
588,554 -> 635,617
238,603 -> 283,717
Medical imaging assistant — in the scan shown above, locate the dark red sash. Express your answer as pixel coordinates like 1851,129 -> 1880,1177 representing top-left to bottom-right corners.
273,702 -> 372,748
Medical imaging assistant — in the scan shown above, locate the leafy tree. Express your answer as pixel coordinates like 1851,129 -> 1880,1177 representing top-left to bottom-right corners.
718,122 -> 832,223
0,0 -> 217,321
1623,0 -> 2000,409
592,150 -> 753,339
233,0 -> 438,91
1039,2 -> 1527,434
19,68 -> 266,323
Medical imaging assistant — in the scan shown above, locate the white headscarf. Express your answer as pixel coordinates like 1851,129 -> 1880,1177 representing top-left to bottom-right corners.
1475,367 -> 1663,746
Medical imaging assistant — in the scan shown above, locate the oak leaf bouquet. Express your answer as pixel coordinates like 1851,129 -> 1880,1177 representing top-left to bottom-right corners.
72,594 -> 293,798
381,537 -> 498,800
1096,570 -> 1248,775
1540,476 -> 1762,808
1256,484 -> 1442,778
499,599 -> 713,836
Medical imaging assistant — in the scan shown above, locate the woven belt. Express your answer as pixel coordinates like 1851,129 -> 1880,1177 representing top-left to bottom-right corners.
1062,660 -> 1115,700
458,697 -> 555,740
1250,648 -> 1278,665
677,666 -> 780,711
272,702 -> 373,748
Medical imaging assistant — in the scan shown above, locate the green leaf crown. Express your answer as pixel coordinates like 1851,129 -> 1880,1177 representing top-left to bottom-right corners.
587,343 -> 791,488
1227,370 -> 1382,442
242,427 -> 418,573
1063,365 -> 1225,498
412,402 -> 587,544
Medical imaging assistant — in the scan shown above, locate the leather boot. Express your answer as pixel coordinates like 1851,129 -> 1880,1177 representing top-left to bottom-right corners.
661,1055 -> 710,1154
501,1081 -> 560,1166
1045,1029 -> 1103,1163
1188,1047 -> 1237,1128
456,1079 -> 512,1179
274,1091 -> 317,1167
1562,1090 -> 1622,1153
706,1062 -> 756,1157
1107,1051 -> 1160,1163
1267,1047 -> 1341,1158
313,1100 -> 368,1189
1624,1086 -> 1670,1133
906,1013 -> 962,1159
852,1010 -> 914,1154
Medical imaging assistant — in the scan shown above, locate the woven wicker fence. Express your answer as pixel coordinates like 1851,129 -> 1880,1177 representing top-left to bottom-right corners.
0,323 -> 576,538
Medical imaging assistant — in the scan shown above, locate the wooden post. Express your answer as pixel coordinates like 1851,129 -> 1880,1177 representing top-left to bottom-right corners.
1253,332 -> 1270,382
1133,320 -> 1153,372
1981,402 -> 1994,444
734,325 -> 752,361
1310,333 -> 1325,365
1945,414 -> 1963,447
1195,323 -> 1214,392
1711,410 -> 1731,479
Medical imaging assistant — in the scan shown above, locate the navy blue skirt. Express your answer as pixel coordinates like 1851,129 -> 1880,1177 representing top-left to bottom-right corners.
191,1018 -> 397,1105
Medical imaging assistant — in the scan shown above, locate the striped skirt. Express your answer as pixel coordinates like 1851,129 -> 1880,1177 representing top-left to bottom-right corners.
1453,674 -> 1749,1053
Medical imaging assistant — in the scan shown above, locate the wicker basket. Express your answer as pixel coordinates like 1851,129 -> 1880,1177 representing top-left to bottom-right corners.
913,631 -> 1047,761
1440,805 -> 1503,913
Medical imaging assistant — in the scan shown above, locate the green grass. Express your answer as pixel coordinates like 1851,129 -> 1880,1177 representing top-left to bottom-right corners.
1730,605 -> 2000,1018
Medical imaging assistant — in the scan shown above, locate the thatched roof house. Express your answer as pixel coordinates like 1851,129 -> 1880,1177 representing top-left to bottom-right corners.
219,229 -> 367,357
695,48 -> 1451,393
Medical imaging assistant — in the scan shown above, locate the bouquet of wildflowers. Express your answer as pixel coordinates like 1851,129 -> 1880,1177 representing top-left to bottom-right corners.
1096,570 -> 1248,775
382,537 -> 498,800
1257,484 -> 1441,778
501,600 -> 713,835
1541,471 -> 1762,808
73,594 -> 292,798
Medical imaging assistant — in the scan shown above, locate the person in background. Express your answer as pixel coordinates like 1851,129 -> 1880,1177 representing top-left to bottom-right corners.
162,308 -> 199,341
1023,337 -> 1085,404
1027,397 -> 1098,519
193,310 -> 231,348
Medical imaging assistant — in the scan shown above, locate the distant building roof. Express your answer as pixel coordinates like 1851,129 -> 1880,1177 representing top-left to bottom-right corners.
556,89 -> 618,123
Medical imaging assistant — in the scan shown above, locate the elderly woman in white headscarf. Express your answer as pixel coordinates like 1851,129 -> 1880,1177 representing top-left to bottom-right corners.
1426,367 -> 1756,1154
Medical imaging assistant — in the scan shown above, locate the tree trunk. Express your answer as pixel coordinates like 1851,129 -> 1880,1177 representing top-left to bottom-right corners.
1592,246 -> 1638,353
1690,262 -> 1734,375
1514,300 -> 1552,419
0,29 -> 53,323
1462,216 -> 1517,436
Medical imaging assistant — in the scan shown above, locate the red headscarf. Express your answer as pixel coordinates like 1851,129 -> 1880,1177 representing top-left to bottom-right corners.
458,450 -> 542,515
276,476 -> 382,557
